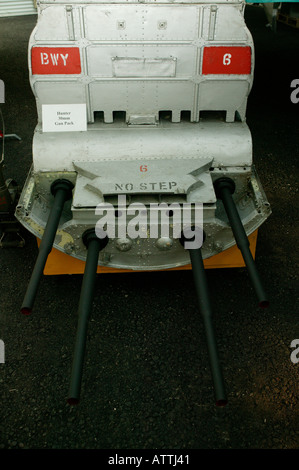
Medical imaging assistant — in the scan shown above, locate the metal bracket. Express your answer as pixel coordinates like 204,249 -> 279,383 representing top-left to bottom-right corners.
0,218 -> 25,248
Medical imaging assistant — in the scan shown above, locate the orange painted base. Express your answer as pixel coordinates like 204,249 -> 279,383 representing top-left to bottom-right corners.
38,230 -> 258,275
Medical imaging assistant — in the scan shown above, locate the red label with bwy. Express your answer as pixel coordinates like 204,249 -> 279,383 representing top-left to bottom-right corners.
31,47 -> 81,75
202,46 -> 251,75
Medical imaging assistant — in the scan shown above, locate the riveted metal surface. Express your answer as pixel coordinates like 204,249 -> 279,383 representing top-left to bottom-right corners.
29,0 -> 253,124
15,0 -> 271,270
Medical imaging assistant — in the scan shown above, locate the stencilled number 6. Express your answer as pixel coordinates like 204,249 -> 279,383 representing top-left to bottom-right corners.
223,53 -> 232,66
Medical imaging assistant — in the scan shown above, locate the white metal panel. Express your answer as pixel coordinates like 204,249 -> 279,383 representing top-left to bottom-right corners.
0,1 -> 37,17
32,120 -> 253,172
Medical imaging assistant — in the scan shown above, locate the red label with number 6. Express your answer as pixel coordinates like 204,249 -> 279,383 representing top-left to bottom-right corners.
202,46 -> 251,75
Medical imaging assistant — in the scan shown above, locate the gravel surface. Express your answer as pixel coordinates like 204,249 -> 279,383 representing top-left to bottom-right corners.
0,5 -> 298,450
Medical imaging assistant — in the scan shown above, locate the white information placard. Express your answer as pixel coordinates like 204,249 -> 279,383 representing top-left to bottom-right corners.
42,104 -> 87,132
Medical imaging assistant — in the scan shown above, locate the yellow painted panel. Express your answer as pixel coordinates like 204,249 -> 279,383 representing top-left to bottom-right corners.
38,230 -> 258,275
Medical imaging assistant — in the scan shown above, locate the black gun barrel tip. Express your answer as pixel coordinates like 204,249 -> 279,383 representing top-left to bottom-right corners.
259,300 -> 269,309
21,307 -> 32,315
216,399 -> 228,407
67,397 -> 80,406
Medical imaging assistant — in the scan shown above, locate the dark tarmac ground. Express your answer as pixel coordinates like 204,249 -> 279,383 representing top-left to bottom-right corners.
0,5 -> 298,452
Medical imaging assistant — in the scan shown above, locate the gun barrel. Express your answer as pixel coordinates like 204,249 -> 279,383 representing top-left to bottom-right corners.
190,248 -> 227,406
67,229 -> 108,405
21,179 -> 73,315
181,230 -> 227,406
214,177 -> 269,309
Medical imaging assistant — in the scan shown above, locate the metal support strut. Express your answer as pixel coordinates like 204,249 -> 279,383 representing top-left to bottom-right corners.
21,179 -> 74,315
181,229 -> 227,406
0,148 -> 24,247
67,229 -> 108,405
214,177 -> 269,309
